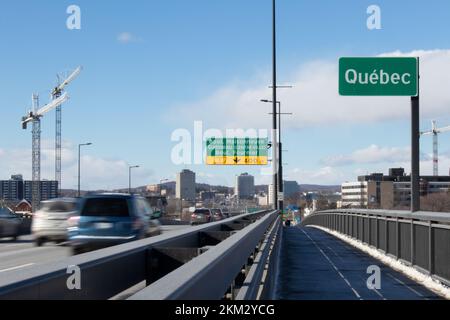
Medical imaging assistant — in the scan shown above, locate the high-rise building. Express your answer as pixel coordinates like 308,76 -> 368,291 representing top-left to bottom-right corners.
0,175 -> 23,201
176,170 -> 196,201
0,175 -> 57,203
284,181 -> 300,198
235,173 -> 255,200
268,184 -> 275,206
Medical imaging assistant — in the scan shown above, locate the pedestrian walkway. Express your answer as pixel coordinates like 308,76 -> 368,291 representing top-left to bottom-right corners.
276,226 -> 442,300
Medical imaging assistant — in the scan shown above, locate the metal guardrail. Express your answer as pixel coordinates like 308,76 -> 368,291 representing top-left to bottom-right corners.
235,216 -> 282,300
0,210 -> 279,300
302,209 -> 450,287
129,211 -> 280,300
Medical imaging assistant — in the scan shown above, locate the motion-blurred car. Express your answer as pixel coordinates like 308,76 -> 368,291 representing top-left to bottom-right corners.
0,207 -> 21,241
211,209 -> 226,221
222,209 -> 231,218
190,208 -> 214,225
32,198 -> 78,246
68,194 -> 161,255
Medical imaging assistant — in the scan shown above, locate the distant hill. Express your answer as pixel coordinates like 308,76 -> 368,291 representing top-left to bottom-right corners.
256,185 -> 268,193
61,182 -> 341,198
299,184 -> 341,193
196,183 -> 233,194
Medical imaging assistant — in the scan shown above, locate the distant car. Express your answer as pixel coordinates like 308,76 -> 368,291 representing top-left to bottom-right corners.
190,208 -> 214,225
68,194 -> 162,255
32,198 -> 78,246
222,209 -> 231,218
0,207 -> 21,241
211,209 -> 226,221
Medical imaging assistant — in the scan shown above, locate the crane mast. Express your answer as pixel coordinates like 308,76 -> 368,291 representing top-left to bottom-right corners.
52,67 -> 82,194
421,120 -> 450,176
55,90 -> 62,196
31,94 -> 41,212
22,92 -> 69,212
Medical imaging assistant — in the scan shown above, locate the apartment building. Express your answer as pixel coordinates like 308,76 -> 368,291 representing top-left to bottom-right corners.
341,168 -> 450,209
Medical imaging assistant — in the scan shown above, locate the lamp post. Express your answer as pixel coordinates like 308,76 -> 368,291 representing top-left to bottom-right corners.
78,143 -> 92,198
271,0 -> 278,211
261,100 -> 292,212
129,165 -> 140,194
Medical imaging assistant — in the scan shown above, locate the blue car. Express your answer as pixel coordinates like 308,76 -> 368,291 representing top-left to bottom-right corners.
68,194 -> 161,255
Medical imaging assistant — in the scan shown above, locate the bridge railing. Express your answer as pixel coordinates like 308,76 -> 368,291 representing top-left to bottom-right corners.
130,210 -> 281,300
302,209 -> 450,287
0,210 -> 280,300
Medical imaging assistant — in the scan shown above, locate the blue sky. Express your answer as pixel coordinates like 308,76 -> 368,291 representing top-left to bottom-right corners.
1,0 -> 450,189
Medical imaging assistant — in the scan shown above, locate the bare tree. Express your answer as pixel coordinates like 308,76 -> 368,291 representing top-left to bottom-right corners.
421,192 -> 450,212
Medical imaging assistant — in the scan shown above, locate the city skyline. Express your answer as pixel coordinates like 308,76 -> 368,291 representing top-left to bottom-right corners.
1,1 -> 450,190
2,0 -> 450,305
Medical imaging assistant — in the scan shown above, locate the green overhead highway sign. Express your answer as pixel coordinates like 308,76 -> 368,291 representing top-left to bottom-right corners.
206,138 -> 268,166
339,57 -> 418,96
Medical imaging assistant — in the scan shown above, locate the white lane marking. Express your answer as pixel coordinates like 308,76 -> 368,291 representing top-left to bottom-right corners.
0,263 -> 35,273
301,228 -> 363,300
387,273 -> 428,299
323,242 -> 386,300
311,226 -> 450,299
0,241 -> 33,249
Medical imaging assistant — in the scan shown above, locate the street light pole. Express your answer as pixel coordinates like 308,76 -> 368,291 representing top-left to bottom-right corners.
278,101 -> 284,212
262,100 -> 290,212
78,143 -> 92,198
272,0 -> 278,211
129,165 -> 140,194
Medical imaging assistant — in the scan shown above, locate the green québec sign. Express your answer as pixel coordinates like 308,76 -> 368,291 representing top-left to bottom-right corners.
339,57 -> 418,96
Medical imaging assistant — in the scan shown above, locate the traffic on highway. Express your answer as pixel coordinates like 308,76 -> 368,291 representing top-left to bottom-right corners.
2,0 -> 450,315
0,194 -> 210,275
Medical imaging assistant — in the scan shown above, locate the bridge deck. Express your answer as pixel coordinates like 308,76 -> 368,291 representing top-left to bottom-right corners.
276,226 -> 442,300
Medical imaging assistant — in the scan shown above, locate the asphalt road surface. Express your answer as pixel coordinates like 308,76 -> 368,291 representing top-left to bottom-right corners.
0,225 -> 191,277
277,226 -> 442,300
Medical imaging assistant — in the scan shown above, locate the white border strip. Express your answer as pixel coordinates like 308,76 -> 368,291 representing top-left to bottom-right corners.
0,263 -> 35,274
309,225 -> 450,300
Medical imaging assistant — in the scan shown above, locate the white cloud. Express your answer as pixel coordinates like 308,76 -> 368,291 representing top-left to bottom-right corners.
117,32 -> 142,44
168,49 -> 450,129
197,172 -> 216,179
196,172 -> 227,186
285,166 -> 345,185
283,151 -> 450,185
401,153 -> 450,177
0,140 -> 154,190
323,144 -> 412,166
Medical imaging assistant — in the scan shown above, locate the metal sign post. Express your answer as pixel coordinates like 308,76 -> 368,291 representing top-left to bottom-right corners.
411,58 -> 420,212
339,57 -> 420,212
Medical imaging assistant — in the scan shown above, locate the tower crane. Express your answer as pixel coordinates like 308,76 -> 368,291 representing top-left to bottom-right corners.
22,93 -> 69,212
52,66 -> 82,194
421,120 -> 450,176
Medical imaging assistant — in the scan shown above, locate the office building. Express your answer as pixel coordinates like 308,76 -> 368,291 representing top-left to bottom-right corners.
284,181 -> 300,198
0,175 -> 58,203
176,170 -> 196,201
200,191 -> 216,202
257,193 -> 270,207
0,175 -> 24,201
268,184 -> 275,206
147,184 -> 160,194
341,168 -> 450,209
235,173 -> 255,200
